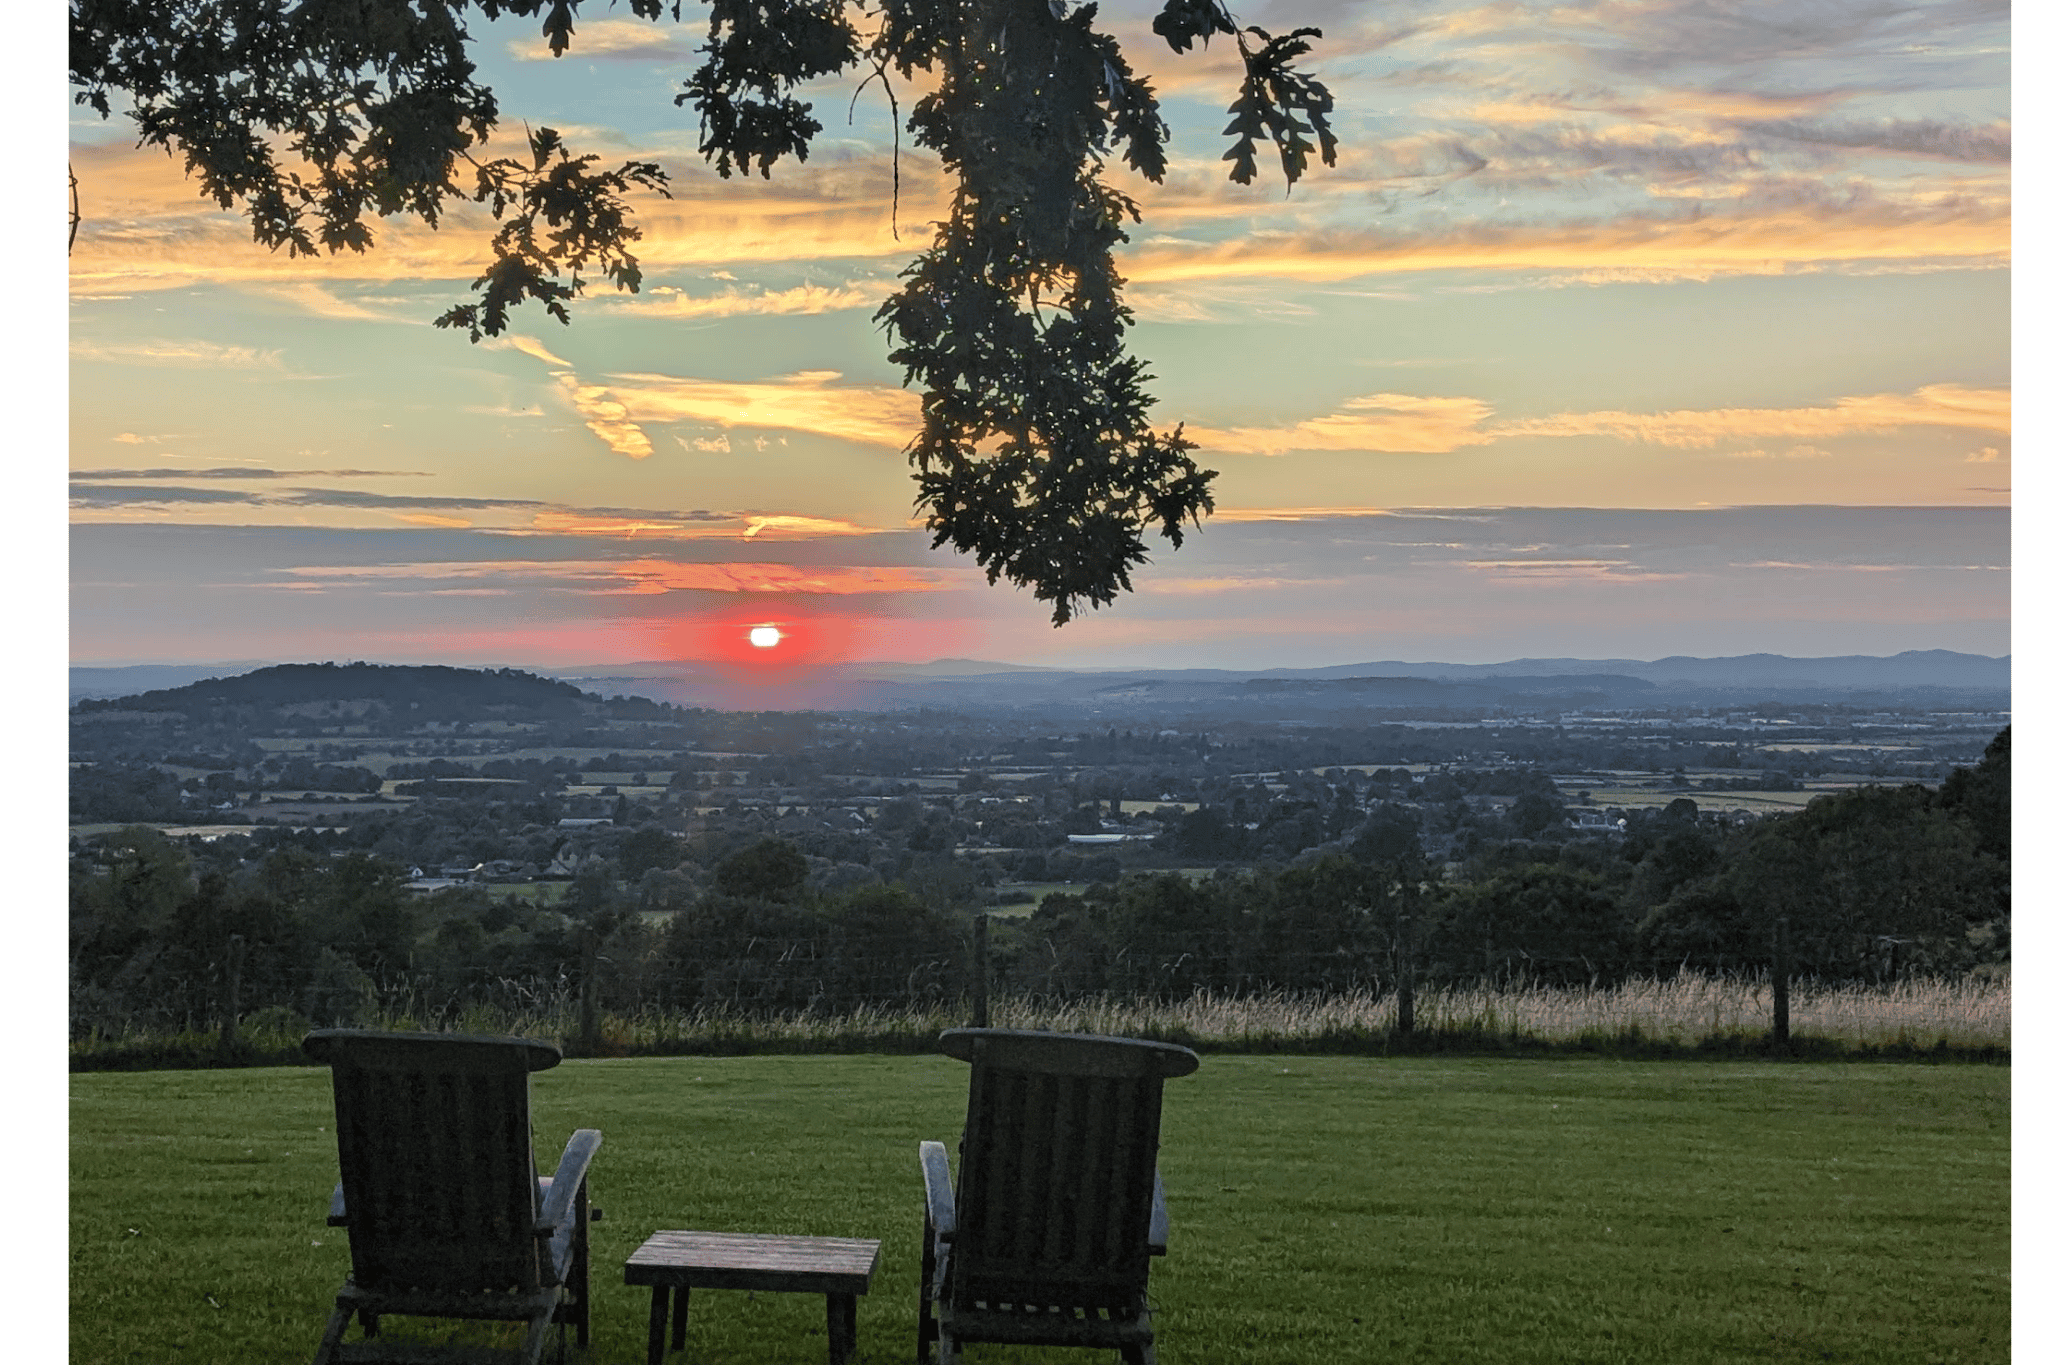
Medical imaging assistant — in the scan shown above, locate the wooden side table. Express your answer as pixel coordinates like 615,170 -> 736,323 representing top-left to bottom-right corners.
624,1230 -> 881,1365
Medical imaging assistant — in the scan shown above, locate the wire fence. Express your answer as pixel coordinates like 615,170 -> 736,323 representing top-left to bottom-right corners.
70,910 -> 2008,1069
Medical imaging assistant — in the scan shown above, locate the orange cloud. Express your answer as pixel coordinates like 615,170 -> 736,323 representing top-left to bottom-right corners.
66,140 -> 945,296
527,512 -> 737,538
741,515 -> 883,539
554,376 -> 658,458
569,369 -> 921,452
76,119 -> 2007,305
280,557 -> 961,596
505,17 -> 698,61
599,559 -> 962,595
505,335 -> 573,368
1123,207 -> 2010,286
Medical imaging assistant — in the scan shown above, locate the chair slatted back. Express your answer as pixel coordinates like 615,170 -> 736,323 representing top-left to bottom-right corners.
942,1030 -> 1197,1311
306,1030 -> 562,1297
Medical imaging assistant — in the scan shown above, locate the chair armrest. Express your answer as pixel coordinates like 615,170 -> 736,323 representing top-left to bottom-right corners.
536,1128 -> 602,1235
328,1182 -> 348,1227
1148,1171 -> 1168,1255
919,1141 -> 956,1241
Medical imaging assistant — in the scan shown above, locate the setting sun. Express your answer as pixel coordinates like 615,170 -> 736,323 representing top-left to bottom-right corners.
749,625 -> 783,648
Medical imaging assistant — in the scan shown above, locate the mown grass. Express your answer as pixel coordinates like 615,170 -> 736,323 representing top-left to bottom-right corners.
71,972 -> 2011,1071
72,1054 -> 2007,1364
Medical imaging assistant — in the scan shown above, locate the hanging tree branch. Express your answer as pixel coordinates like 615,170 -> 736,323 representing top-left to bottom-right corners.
69,0 -> 1338,625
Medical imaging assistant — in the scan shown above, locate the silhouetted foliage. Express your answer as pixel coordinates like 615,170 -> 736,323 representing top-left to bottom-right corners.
1938,725 -> 2009,861
714,837 -> 810,903
70,0 -> 1337,622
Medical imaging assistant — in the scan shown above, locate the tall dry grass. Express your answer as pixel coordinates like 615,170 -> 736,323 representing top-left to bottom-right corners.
990,971 -> 2010,1053
71,970 -> 2008,1069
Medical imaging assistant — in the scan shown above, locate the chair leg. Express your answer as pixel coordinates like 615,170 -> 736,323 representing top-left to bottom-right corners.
1120,1345 -> 1156,1365
571,1180 -> 593,1346
917,1217 -> 938,1365
519,1305 -> 557,1365
310,1302 -> 353,1365
826,1292 -> 858,1365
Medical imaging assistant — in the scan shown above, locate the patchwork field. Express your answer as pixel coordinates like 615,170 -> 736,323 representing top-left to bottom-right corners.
72,1054 -> 2007,1364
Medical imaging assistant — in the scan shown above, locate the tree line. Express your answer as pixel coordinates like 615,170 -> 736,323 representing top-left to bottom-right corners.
70,729 -> 2007,1042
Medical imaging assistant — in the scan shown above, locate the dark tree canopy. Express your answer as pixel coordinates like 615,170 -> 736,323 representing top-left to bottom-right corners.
70,0 -> 1339,624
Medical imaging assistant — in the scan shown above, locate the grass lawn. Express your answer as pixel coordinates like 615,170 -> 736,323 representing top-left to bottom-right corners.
71,1055 -> 2007,1364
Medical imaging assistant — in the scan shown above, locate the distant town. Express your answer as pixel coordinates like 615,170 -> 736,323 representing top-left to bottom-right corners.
70,657 -> 2007,895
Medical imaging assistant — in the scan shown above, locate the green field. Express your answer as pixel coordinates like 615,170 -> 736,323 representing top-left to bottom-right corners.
72,1055 -> 2006,1364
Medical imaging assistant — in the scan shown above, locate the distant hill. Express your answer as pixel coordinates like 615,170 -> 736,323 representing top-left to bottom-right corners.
535,649 -> 2009,717
72,662 -> 591,722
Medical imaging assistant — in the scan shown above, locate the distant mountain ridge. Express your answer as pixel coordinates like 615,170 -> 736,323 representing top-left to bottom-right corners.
71,650 -> 2008,716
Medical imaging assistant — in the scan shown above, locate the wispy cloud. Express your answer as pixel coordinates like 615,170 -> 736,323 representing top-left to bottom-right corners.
523,509 -> 896,539
277,557 -> 963,597
65,473 -> 899,543
1141,575 -> 1352,594
554,376 -> 658,458
74,466 -> 431,480
596,559 -> 963,596
270,489 -> 553,511
70,338 -> 284,368
741,515 -> 886,539
253,282 -> 413,323
547,366 -> 920,457
610,280 -> 897,319
502,335 -> 574,369
1185,394 -> 1495,455
1492,384 -> 2009,446
1461,558 -> 1686,582
1186,383 -> 2008,455
1124,205 -> 2009,287
506,17 -> 701,62
70,484 -> 266,507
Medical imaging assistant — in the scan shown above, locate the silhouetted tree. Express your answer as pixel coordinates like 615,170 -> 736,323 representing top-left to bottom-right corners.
714,837 -> 810,903
70,0 -> 1338,621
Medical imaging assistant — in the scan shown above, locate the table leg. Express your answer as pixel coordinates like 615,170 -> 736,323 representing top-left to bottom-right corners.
674,1286 -> 691,1356
646,1285 -> 668,1365
826,1292 -> 857,1365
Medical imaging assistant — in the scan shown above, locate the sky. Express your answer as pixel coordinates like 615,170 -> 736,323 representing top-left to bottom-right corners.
65,0 -> 2013,673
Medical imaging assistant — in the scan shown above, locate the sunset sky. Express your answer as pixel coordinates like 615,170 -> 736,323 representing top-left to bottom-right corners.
66,0 -> 2012,674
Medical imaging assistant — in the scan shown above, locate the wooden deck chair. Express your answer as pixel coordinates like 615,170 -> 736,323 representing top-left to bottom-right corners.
303,1029 -> 602,1365
917,1028 -> 1200,1365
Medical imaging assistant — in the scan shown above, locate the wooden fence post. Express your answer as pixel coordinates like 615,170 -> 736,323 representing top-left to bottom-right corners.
219,933 -> 245,1055
972,914 -> 990,1029
579,923 -> 599,1053
1772,915 -> 1790,1050
1396,893 -> 1415,1039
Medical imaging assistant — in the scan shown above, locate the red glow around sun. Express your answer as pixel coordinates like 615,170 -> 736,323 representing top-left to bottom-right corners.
654,603 -> 857,677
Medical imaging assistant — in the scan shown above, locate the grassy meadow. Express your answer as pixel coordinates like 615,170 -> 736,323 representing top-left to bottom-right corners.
72,1053 -> 2007,1364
